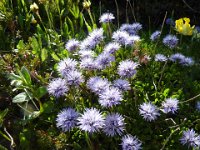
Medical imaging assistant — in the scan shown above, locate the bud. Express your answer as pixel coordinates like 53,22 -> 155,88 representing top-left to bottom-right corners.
30,2 -> 39,13
38,0 -> 47,4
83,0 -> 91,9
31,16 -> 37,24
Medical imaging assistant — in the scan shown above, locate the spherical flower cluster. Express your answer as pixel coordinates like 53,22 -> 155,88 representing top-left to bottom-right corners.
162,98 -> 179,114
95,52 -> 115,70
131,22 -> 142,34
99,87 -> 123,107
103,113 -> 125,136
57,58 -> 77,77
112,30 -> 130,45
113,79 -> 131,91
166,18 -> 175,26
65,70 -> 84,86
196,101 -> 200,112
139,102 -> 160,122
88,28 -> 104,44
120,23 -> 142,35
169,53 -> 194,66
78,50 -> 95,59
155,54 -> 168,62
80,57 -> 96,70
120,24 -> 136,35
179,57 -> 194,66
180,129 -> 200,148
56,108 -> 79,132
121,134 -> 142,150
80,28 -> 104,50
150,31 -> 161,41
80,38 -> 95,51
169,53 -> 185,62
87,77 -> 111,94
163,34 -> 179,49
103,42 -> 121,54
118,60 -> 139,78
112,30 -> 141,46
77,108 -> 105,133
65,39 -> 79,52
47,78 -> 68,98
99,13 -> 115,23
126,35 -> 141,45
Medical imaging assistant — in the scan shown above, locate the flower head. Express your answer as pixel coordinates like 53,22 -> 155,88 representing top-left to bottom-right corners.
166,18 -> 175,26
57,58 -> 78,77
196,26 -> 200,33
78,50 -> 95,59
82,0 -> 91,9
112,30 -> 130,45
99,87 -> 123,108
113,79 -> 131,91
179,57 -> 194,66
99,13 -> 115,23
56,108 -> 79,132
103,113 -> 125,136
30,2 -> 39,12
163,35 -> 178,49
103,42 -> 121,54
169,53 -> 185,62
118,60 -> 139,78
121,134 -> 142,150
155,54 -> 168,62
120,23 -> 142,35
87,77 -> 111,94
150,31 -> 161,41
196,101 -> 200,112
120,24 -> 136,35
175,17 -> 195,36
80,57 -> 97,70
80,38 -> 96,51
180,129 -> 200,148
131,22 -> 142,34
88,28 -> 104,44
126,35 -> 141,45
139,102 -> 160,121
162,98 -> 179,114
47,78 -> 68,98
77,108 -> 105,133
65,39 -> 79,52
95,52 -> 115,70
65,70 -> 84,86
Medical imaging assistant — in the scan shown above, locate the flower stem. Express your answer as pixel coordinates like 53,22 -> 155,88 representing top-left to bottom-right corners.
85,132 -> 93,150
180,93 -> 200,104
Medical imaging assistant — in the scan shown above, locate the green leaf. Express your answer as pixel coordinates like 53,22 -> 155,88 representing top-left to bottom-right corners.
41,48 -> 48,62
0,144 -> 8,150
12,92 -> 30,103
31,37 -> 40,55
35,86 -> 47,99
67,17 -> 74,35
20,66 -> 32,85
9,73 -> 22,81
51,52 -> 60,61
163,88 -> 170,97
17,40 -> 25,50
0,108 -> 8,127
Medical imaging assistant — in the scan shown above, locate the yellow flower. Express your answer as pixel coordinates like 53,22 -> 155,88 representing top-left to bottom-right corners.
175,17 -> 195,36
83,0 -> 91,9
30,2 -> 39,13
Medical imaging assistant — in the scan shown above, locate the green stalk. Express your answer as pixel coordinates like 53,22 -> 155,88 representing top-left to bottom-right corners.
87,9 -> 96,28
85,132 -> 93,150
0,130 -> 11,141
